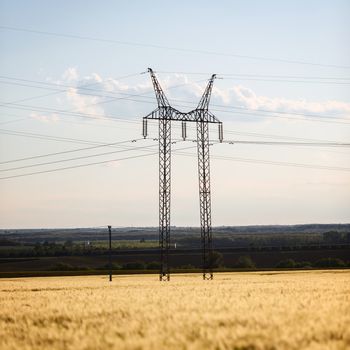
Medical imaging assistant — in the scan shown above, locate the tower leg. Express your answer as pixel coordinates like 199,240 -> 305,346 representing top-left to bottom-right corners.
159,118 -> 171,281
196,121 -> 213,280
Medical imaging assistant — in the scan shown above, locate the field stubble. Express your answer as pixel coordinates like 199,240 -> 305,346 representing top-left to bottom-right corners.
0,270 -> 349,350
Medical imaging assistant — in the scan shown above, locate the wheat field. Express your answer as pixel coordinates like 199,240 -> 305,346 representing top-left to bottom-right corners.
0,271 -> 349,350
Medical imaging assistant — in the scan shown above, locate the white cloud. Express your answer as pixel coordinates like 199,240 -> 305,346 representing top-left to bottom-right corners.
228,85 -> 350,117
58,68 -> 350,123
30,112 -> 60,123
104,160 -> 121,168
66,86 -> 105,118
62,67 -> 78,82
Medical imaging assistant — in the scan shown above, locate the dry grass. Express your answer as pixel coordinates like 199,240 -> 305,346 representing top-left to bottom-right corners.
0,270 -> 349,350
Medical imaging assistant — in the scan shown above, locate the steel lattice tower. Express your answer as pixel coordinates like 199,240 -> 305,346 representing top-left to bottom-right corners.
143,68 -> 223,280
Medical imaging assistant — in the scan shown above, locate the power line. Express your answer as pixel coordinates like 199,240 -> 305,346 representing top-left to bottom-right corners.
2,125 -> 349,170
222,129 -> 335,142
221,77 -> 350,85
0,143 -> 198,180
1,140 -> 349,181
0,78 -> 213,129
1,104 -> 141,125
1,127 -> 348,172
0,128 -> 116,146
2,98 -> 349,148
157,71 -> 350,80
2,113 -> 349,161
1,73 -> 349,125
1,108 -> 347,145
3,93 -> 350,126
2,74 -> 349,121
0,137 -> 144,165
222,140 -> 350,147
209,103 -> 350,122
1,120 -> 349,157
0,72 -> 143,106
0,111 -> 140,132
1,25 -> 349,69
0,75 -> 208,110
0,141 -> 158,172
0,152 -> 158,180
1,79 -> 348,166
0,117 -> 28,125
2,73 -> 350,104
176,148 -> 350,172
4,138 -> 348,173
1,128 -> 349,170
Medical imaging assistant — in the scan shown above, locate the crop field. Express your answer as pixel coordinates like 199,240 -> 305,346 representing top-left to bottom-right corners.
0,271 -> 349,350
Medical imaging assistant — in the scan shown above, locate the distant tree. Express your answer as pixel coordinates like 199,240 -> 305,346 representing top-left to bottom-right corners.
0,239 -> 21,246
276,259 -> 296,268
235,256 -> 255,268
210,251 -> 224,268
146,261 -> 161,270
345,232 -> 350,243
314,258 -> 345,268
64,240 -> 74,247
179,264 -> 195,269
50,262 -> 75,271
294,261 -> 312,268
122,261 -> 146,270
323,231 -> 343,243
101,262 -> 122,270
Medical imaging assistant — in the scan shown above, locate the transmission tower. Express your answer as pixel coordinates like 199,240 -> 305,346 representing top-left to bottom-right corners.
143,68 -> 223,280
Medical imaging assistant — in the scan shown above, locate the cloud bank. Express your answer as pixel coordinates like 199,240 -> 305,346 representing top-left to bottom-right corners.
57,68 -> 350,122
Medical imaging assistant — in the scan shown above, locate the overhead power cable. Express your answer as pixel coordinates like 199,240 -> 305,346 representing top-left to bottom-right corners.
0,138 -> 350,172
0,128 -> 117,146
1,73 -> 349,126
2,137 -> 349,173
2,126 -> 349,152
0,152 -> 159,180
1,74 -> 349,122
0,77 -> 212,130
1,25 -> 349,69
1,109 -> 348,147
0,117 -> 28,125
0,76 -> 208,110
1,141 -> 349,181
0,137 -> 144,164
3,93 -> 350,126
177,149 -> 350,172
1,71 -> 349,125
222,140 -> 350,147
2,127 -> 349,171
0,72 -> 143,106
220,77 -> 350,85
0,143 -> 198,180
156,71 -> 350,80
0,141 -> 158,172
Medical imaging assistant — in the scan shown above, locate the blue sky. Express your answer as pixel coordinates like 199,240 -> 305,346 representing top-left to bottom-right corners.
0,0 -> 349,228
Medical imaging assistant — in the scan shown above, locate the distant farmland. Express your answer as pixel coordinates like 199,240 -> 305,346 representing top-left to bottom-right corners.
1,224 -> 349,276
1,271 -> 349,349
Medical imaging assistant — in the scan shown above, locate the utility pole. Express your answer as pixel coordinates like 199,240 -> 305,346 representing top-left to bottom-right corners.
142,68 -> 223,280
108,225 -> 112,282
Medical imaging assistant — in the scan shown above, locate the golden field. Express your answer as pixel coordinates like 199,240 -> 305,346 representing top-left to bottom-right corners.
0,271 -> 349,350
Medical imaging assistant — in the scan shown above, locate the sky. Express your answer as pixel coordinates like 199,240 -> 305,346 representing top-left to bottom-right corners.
0,0 -> 349,228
